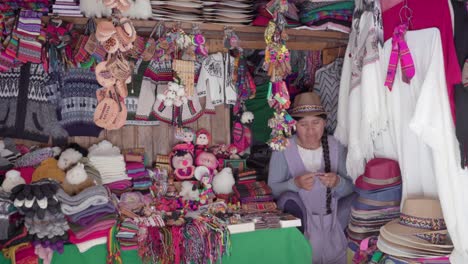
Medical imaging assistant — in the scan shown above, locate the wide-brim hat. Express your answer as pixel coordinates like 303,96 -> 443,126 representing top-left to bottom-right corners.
288,92 -> 327,117
377,234 -> 451,259
355,158 -> 402,191
380,198 -> 452,250
353,184 -> 402,210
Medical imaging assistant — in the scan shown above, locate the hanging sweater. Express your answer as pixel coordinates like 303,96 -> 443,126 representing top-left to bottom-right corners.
0,63 -> 68,145
58,68 -> 102,137
196,52 -> 237,113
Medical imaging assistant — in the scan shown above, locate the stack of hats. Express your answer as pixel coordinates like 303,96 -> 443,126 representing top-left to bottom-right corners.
348,158 -> 402,244
116,218 -> 139,250
88,141 -> 131,195
51,0 -> 83,17
151,0 -> 203,22
10,180 -> 69,253
378,198 -> 453,261
202,0 -> 254,25
56,185 -> 118,253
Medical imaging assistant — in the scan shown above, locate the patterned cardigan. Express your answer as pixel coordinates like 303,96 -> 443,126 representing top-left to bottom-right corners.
0,63 -> 68,145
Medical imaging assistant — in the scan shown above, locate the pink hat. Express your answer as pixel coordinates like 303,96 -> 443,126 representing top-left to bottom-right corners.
355,158 -> 401,190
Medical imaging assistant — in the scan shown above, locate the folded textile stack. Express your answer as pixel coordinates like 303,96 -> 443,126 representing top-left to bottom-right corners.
88,141 -> 131,194
297,1 -> 354,33
51,0 -> 83,17
377,198 -> 453,261
233,181 -> 276,213
348,158 -> 402,244
0,138 -> 22,172
151,0 -> 203,22
202,0 -> 254,25
252,0 -> 301,28
10,180 -> 69,253
0,0 -> 50,15
56,185 -> 117,253
125,155 -> 151,191
236,169 -> 258,185
0,191 -> 20,241
116,219 -> 139,250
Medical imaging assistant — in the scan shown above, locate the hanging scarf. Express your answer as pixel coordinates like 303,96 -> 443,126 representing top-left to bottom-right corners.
384,23 -> 415,91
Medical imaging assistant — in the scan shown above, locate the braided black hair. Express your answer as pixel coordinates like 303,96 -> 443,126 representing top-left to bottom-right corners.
321,129 -> 332,215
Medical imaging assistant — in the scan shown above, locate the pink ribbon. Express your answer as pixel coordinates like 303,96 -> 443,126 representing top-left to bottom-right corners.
385,23 -> 415,91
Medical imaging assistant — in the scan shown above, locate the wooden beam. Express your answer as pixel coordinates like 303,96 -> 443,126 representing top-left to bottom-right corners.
42,16 -> 349,50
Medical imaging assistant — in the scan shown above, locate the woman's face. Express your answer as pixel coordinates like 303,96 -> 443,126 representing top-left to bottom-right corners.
295,115 -> 326,147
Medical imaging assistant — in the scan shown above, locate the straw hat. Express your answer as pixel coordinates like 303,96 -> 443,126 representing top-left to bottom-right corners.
379,198 -> 453,253
288,92 -> 327,117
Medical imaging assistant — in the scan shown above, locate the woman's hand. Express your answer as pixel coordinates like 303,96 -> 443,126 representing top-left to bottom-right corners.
317,172 -> 340,188
294,173 -> 315,190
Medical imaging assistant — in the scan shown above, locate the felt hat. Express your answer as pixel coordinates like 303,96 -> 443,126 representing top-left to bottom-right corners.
355,158 -> 402,191
353,184 -> 402,210
31,158 -> 66,184
379,198 -> 453,253
288,92 -> 327,117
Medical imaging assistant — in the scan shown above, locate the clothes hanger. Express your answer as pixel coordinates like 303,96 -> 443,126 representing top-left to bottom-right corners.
399,0 -> 413,28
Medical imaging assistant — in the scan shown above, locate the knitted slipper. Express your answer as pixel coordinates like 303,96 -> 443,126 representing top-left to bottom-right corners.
36,208 -> 46,220
24,196 -> 36,208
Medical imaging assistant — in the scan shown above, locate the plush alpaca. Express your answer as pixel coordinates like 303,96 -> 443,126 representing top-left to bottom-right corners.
179,181 -> 200,201
61,163 -> 95,196
57,149 -> 83,171
1,170 -> 25,193
80,0 -> 112,18
212,167 -> 235,195
122,0 -> 152,19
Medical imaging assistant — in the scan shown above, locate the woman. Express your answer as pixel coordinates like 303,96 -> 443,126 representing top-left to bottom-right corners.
268,92 -> 354,264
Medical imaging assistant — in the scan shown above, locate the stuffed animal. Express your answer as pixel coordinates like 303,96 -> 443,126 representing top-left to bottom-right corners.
179,181 -> 200,201
170,143 -> 195,181
1,170 -> 25,193
57,149 -> 83,171
241,111 -> 254,125
157,82 -> 188,107
61,163 -> 95,196
212,167 -> 235,195
195,129 -> 211,157
194,151 -> 218,176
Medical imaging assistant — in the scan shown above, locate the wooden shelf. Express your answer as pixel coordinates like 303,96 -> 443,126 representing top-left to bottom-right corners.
42,16 -> 349,50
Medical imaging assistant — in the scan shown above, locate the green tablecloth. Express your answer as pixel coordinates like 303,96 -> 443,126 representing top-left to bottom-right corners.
0,228 -> 311,264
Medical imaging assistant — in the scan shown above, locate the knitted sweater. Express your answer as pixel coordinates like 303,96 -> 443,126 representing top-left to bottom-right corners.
0,63 -> 68,145
58,68 -> 102,137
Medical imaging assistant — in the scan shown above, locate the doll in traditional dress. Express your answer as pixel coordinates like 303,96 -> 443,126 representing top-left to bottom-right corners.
175,127 -> 195,152
170,143 -> 195,181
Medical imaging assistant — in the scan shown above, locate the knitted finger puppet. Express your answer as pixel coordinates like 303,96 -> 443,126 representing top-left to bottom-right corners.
212,167 -> 235,195
170,144 -> 195,181
61,163 -> 95,196
1,170 -> 25,193
195,128 -> 211,157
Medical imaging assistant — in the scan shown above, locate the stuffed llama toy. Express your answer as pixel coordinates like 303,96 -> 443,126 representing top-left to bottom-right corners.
212,167 -> 235,195
1,170 -> 25,193
61,163 -> 95,196
57,148 -> 83,171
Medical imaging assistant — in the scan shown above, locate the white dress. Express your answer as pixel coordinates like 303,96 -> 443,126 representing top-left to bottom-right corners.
382,28 -> 468,263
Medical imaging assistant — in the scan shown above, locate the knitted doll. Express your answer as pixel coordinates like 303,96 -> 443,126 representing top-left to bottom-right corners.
170,143 -> 195,181
175,127 -> 195,151
195,128 -> 211,157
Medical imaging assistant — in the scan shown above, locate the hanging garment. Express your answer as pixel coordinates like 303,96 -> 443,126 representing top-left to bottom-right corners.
313,58 -> 343,133
335,0 -> 392,180
382,0 -> 462,122
196,52 -> 237,113
382,27 -> 468,264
